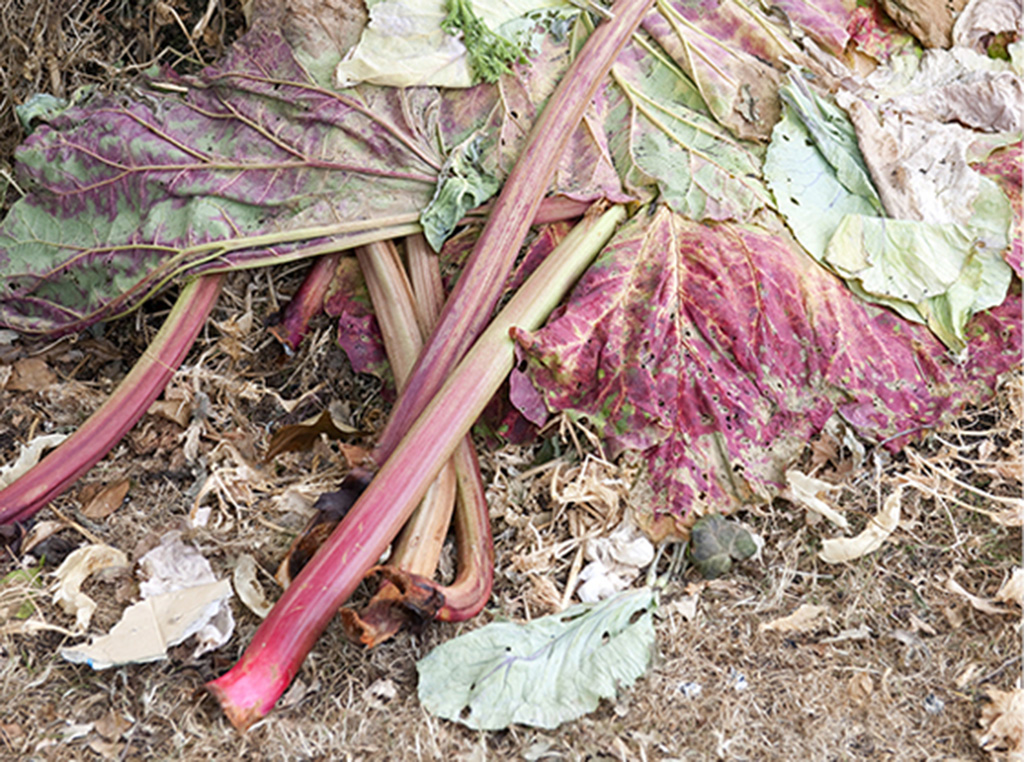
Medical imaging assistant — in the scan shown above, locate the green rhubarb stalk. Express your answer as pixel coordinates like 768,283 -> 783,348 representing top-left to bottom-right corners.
403,232 -> 493,617
372,0 -> 655,464
0,275 -> 225,523
207,203 -> 627,730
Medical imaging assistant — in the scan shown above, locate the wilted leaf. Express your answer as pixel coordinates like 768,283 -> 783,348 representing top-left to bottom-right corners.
5,357 -> 57,391
819,487 -> 901,563
605,41 -> 770,221
641,0 -> 792,140
334,0 -> 573,88
687,513 -> 756,579
760,603 -> 828,634
513,208 -> 1019,521
766,72 -> 1016,352
265,408 -> 361,461
417,586 -> 656,730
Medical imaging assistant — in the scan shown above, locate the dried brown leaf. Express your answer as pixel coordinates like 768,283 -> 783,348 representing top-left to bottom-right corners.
6,357 -> 57,391
80,479 -> 131,520
760,603 -> 829,634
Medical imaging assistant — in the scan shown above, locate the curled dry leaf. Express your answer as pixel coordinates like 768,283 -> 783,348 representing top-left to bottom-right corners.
783,469 -> 848,529
978,688 -> 1024,756
818,487 -> 902,564
233,554 -> 274,619
760,603 -> 829,634
946,567 -> 1017,616
20,520 -> 68,556
51,544 -> 129,632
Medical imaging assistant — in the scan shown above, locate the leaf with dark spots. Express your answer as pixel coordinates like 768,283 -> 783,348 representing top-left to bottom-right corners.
512,207 -> 1020,522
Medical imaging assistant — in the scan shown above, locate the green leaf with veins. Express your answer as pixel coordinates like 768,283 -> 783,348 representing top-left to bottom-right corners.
417,586 -> 657,730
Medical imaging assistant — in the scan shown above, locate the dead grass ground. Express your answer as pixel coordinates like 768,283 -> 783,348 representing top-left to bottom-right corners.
0,2 -> 1021,761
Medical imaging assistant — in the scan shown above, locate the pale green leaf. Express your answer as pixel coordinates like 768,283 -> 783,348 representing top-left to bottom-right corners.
417,586 -> 657,730
764,77 -> 882,261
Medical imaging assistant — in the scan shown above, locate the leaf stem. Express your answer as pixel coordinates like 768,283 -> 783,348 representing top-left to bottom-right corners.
0,275 -> 224,524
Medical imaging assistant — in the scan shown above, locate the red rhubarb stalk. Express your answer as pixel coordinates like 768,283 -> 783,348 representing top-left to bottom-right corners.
207,203 -> 627,729
0,275 -> 225,523
268,253 -> 342,353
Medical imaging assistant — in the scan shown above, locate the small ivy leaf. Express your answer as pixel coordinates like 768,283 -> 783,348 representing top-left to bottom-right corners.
688,514 -> 756,580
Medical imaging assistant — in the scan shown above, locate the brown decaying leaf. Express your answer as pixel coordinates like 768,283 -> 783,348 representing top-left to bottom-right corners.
80,479 -> 131,520
5,357 -> 57,391
265,409 -> 360,461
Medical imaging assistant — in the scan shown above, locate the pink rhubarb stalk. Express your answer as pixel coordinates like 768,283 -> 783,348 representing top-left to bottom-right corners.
207,203 -> 627,729
0,275 -> 224,524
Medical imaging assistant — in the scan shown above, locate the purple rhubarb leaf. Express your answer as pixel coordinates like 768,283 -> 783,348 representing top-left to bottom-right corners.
0,13 -> 625,339
512,207 -> 1020,526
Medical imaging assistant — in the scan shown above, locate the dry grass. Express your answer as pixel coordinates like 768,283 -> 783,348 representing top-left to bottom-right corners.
0,2 -> 1021,760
